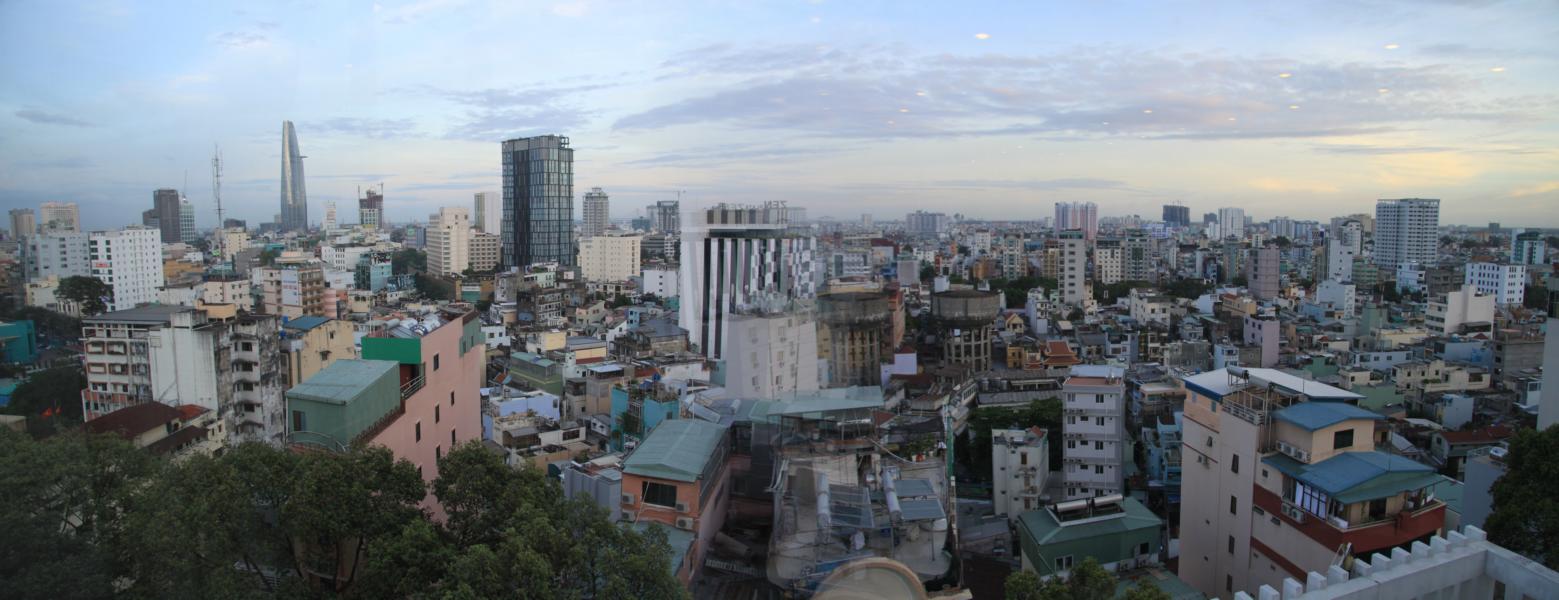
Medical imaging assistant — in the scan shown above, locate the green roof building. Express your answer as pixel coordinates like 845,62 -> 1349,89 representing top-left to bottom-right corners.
285,359 -> 402,449
1016,496 -> 1163,578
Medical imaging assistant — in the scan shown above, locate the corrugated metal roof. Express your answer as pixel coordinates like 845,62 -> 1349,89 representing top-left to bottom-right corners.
285,359 -> 400,405
1183,367 -> 1362,401
899,498 -> 946,522
1017,497 -> 1161,546
622,419 -> 727,482
1261,451 -> 1444,503
894,478 -> 937,498
283,315 -> 330,331
1273,401 -> 1384,431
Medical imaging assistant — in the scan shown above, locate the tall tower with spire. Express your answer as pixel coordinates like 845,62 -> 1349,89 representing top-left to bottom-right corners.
280,121 -> 309,232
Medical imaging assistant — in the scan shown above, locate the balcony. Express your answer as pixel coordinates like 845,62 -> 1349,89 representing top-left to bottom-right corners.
1254,485 -> 1447,556
400,374 -> 425,400
1063,406 -> 1120,417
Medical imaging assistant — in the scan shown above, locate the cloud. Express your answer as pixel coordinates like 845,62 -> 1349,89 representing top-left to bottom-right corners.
15,157 -> 94,169
1248,178 -> 1341,194
927,178 -> 1132,191
1510,181 -> 1559,198
378,0 -> 466,24
306,117 -> 419,139
1312,143 -> 1455,155
410,84 -> 607,140
15,109 -> 93,127
212,30 -> 269,49
620,143 -> 847,167
615,44 -> 1545,143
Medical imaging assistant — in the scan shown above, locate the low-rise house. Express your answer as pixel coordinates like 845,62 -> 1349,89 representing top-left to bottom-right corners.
620,419 -> 731,585
1016,495 -> 1162,579
84,402 -> 224,458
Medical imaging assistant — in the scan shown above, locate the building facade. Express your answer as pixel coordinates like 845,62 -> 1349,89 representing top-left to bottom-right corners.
722,308 -> 820,399
280,120 -> 309,232
1463,262 -> 1525,306
468,232 -> 500,273
426,207 -> 471,277
578,233 -> 641,282
39,201 -> 79,232
1373,198 -> 1439,270
501,135 -> 575,268
1055,202 -> 1098,240
993,427 -> 1049,519
26,230 -> 90,281
1247,246 -> 1280,300
359,188 -> 384,230
473,191 -> 499,234
1061,370 -> 1126,500
1060,230 -> 1087,306
89,226 -> 164,312
679,203 -> 816,359
582,187 -> 609,238
8,208 -> 35,240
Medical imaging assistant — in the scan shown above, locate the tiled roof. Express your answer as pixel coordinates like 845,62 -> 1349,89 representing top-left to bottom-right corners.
1262,451 -> 1444,504
1273,402 -> 1384,431
1438,425 -> 1513,445
85,402 -> 180,438
622,419 -> 727,483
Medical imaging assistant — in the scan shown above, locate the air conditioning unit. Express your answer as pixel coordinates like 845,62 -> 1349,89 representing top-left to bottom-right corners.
675,516 -> 695,530
622,511 -> 637,522
1281,504 -> 1305,523
621,493 -> 635,506
675,502 -> 690,513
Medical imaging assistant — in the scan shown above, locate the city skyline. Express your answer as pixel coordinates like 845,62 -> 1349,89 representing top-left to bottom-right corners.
1,1 -> 1557,230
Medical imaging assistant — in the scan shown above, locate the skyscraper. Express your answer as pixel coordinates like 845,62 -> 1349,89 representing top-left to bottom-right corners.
473,191 -> 500,233
359,188 -> 384,230
179,199 -> 196,243
8,208 -> 35,241
1216,207 -> 1246,240
280,120 -> 309,232
1162,204 -> 1190,227
152,188 -> 181,243
1374,198 -> 1440,271
652,200 -> 680,234
582,187 -> 609,238
679,203 -> 817,359
501,135 -> 575,268
323,201 -> 337,231
1054,202 -> 1098,240
425,207 -> 471,277
39,202 -> 80,232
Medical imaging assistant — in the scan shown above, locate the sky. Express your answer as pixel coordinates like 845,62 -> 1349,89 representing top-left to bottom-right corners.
1,0 -> 1557,231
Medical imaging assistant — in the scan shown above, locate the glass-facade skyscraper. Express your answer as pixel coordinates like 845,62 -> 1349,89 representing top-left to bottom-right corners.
280,120 -> 309,232
501,135 -> 574,268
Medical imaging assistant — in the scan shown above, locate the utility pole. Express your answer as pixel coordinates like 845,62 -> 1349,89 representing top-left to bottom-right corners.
212,145 -> 224,259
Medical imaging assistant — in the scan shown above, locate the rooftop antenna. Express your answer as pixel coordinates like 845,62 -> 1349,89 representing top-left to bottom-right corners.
212,145 -> 224,258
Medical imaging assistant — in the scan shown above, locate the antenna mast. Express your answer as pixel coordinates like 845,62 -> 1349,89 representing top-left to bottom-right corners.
212,145 -> 224,259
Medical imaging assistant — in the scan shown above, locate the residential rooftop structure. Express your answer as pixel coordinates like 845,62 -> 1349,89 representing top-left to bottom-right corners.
620,418 -> 732,586
1015,495 -> 1163,579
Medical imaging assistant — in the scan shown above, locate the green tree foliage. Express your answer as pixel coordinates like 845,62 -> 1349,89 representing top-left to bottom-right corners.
1271,236 -> 1292,249
1485,426 -> 1559,570
1123,581 -> 1174,600
57,275 -> 111,315
3,366 -> 86,434
990,276 -> 1058,308
414,273 -> 454,301
1525,284 -> 1548,311
960,398 -> 1062,482
1002,557 -> 1122,600
0,432 -> 688,599
1163,278 -> 1212,300
392,248 -> 427,275
1094,280 -> 1148,306
259,247 -> 281,267
920,263 -> 936,282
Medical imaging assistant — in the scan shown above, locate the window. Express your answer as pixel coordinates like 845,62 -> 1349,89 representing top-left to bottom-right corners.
1252,506 -> 1265,516
1334,429 -> 1354,450
292,411 -> 305,432
1095,465 -> 1104,474
433,354 -> 441,370
1067,440 -> 1076,449
1230,496 -> 1238,515
1054,555 -> 1074,571
643,481 -> 678,507
451,429 -> 457,444
1228,535 -> 1235,554
1095,441 -> 1104,450
1020,453 -> 1028,466
435,405 -> 441,423
450,391 -> 455,406
415,422 -> 422,442
435,445 -> 442,461
1231,454 -> 1240,474
1096,417 -> 1104,426
1226,575 -> 1233,592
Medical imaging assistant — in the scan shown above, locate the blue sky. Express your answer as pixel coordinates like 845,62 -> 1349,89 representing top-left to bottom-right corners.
2,0 -> 1556,230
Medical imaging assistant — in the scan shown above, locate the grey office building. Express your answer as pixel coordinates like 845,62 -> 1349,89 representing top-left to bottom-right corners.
501,135 -> 574,268
280,120 -> 309,232
152,188 -> 182,243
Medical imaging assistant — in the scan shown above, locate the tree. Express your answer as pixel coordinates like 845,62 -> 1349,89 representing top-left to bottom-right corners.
1485,426 -> 1559,570
1002,557 -> 1119,600
920,264 -> 936,282
259,247 -> 281,267
414,273 -> 454,300
57,275 -> 111,315
3,366 -> 86,434
189,238 -> 211,253
1123,581 -> 1174,600
1271,236 -> 1292,249
1525,285 -> 1548,311
1164,278 -> 1211,300
392,248 -> 426,275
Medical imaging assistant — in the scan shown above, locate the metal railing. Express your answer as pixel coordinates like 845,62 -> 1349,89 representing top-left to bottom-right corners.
400,374 -> 425,400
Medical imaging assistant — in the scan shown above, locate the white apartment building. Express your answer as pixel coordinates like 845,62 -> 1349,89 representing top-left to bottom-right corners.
320,245 -> 373,274
1463,261 -> 1525,306
1061,367 -> 1125,500
323,201 -> 338,231
469,232 -> 500,272
425,207 -> 471,276
1094,239 -> 1124,286
1129,288 -> 1174,327
993,427 -> 1049,520
642,264 -> 679,298
89,226 -> 164,312
1426,284 -> 1496,336
1327,220 -> 1363,283
473,191 -> 501,234
680,203 -> 817,359
39,201 -> 80,232
1178,368 -> 1455,599
27,230 -> 90,280
219,227 -> 249,258
579,233 -> 641,282
582,187 -> 609,238
1217,207 -> 1247,241
722,307 -> 821,400
1316,279 -> 1356,318
1059,230 -> 1087,306
1373,198 -> 1439,270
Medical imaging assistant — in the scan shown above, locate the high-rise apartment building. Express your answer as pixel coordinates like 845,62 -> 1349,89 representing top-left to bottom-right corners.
581,187 -> 609,238
1464,262 -> 1526,306
1215,207 -> 1246,240
179,199 -> 196,243
578,233 -> 641,282
148,188 -> 182,243
252,254 -> 327,318
26,231 -> 90,281
906,210 -> 951,236
1374,198 -> 1439,270
1061,367 -> 1125,500
39,202 -> 79,232
8,208 -> 36,241
1059,229 -> 1087,306
501,135 -> 574,268
1054,202 -> 1098,240
323,201 -> 337,231
359,188 -> 384,230
279,120 -> 309,233
1094,239 -> 1123,285
1246,246 -> 1280,300
1177,368 -> 1447,598
1163,204 -> 1190,227
652,200 -> 680,234
679,202 -> 817,358
1510,229 -> 1546,266
468,232 -> 500,273
722,308 -> 821,399
89,226 -> 164,312
473,191 -> 500,234
992,427 -> 1049,520
1326,219 -> 1363,282
1123,229 -> 1153,282
425,207 -> 471,277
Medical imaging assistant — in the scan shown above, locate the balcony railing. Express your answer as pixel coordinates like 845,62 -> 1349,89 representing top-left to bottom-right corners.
400,374 -> 426,400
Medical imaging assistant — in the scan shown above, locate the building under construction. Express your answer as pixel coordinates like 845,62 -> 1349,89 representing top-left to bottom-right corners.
930,290 -> 1001,372
817,291 -> 891,387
